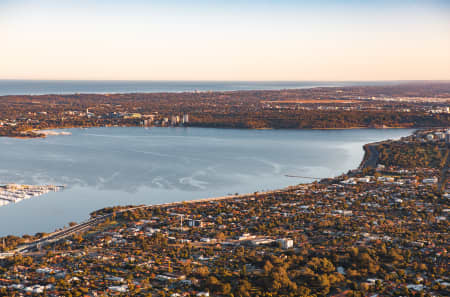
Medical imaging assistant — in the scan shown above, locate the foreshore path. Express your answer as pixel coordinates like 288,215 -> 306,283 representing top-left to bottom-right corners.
359,140 -> 389,170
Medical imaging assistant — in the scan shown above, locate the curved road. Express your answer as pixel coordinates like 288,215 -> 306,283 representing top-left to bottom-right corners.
359,143 -> 380,170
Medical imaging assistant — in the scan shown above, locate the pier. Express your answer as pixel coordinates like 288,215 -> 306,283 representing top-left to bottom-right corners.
284,174 -> 322,180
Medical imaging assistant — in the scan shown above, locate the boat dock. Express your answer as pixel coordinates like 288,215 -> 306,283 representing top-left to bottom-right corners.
0,184 -> 64,207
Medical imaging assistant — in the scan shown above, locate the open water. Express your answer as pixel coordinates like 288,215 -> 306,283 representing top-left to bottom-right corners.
0,127 -> 413,236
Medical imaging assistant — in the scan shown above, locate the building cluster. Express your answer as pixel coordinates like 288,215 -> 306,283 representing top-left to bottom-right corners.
157,114 -> 190,127
90,111 -> 190,127
415,128 -> 450,143
261,101 -> 450,114
1,83 -> 449,137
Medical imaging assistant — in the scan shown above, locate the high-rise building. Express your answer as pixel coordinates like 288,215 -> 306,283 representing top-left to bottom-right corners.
182,114 -> 189,124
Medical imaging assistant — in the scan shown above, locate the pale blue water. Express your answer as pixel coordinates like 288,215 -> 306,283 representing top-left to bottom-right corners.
0,127 -> 413,236
0,80 -> 404,95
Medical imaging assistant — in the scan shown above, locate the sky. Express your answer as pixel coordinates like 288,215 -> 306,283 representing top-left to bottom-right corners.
0,0 -> 449,81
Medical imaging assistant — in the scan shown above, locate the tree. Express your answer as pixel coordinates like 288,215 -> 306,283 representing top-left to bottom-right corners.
196,266 -> 210,278
264,260 -> 273,275
238,280 -> 252,297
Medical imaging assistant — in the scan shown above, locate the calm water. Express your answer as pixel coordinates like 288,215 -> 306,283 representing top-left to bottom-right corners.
0,127 -> 413,236
0,80 -> 404,95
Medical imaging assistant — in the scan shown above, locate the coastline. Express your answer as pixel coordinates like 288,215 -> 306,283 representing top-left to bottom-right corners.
0,80 -> 392,96
4,124 -> 418,139
1,83 -> 448,140
3,128 -> 448,296
3,129 -> 406,246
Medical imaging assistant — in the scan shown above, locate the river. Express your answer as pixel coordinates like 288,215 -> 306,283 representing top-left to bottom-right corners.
0,127 -> 413,236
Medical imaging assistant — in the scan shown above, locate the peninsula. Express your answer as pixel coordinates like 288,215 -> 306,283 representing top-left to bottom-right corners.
1,82 -> 449,138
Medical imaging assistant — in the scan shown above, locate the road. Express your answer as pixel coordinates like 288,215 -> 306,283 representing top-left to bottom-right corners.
438,146 -> 450,193
359,143 -> 380,170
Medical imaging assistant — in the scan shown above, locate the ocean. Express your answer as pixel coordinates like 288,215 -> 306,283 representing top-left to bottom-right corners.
0,80 -> 404,95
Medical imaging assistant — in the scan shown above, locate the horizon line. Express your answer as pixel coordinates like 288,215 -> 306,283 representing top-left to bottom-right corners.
1,79 -> 450,83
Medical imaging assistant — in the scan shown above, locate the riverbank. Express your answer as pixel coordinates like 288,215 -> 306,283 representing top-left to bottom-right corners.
1,82 -> 448,139
2,128 -> 448,297
4,128 -> 419,247
5,124 -> 420,140
0,127 -> 416,237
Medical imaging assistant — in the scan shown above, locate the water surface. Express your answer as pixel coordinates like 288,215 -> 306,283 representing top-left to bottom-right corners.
0,80 -> 403,95
0,127 -> 413,236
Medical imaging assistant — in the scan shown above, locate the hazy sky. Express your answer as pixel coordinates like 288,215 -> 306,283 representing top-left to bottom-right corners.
1,0 -> 449,81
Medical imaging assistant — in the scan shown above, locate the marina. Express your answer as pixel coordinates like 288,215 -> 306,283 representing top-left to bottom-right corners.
0,184 -> 64,207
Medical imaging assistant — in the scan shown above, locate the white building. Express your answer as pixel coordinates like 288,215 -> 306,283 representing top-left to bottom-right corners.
171,116 -> 179,125
277,238 -> 294,249
435,132 -> 445,140
108,285 -> 128,293
187,219 -> 203,227
422,177 -> 438,184
377,176 -> 395,182
182,114 -> 189,124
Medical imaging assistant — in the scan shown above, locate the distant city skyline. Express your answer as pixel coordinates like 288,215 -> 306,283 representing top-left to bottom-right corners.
1,0 -> 449,81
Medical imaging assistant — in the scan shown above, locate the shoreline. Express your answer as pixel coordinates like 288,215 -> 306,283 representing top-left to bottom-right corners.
0,129 -> 413,244
0,80 -> 398,97
3,124 -> 421,139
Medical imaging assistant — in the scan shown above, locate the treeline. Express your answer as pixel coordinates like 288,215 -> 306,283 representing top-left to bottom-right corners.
1,82 -> 449,137
377,142 -> 448,169
189,111 -> 449,129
